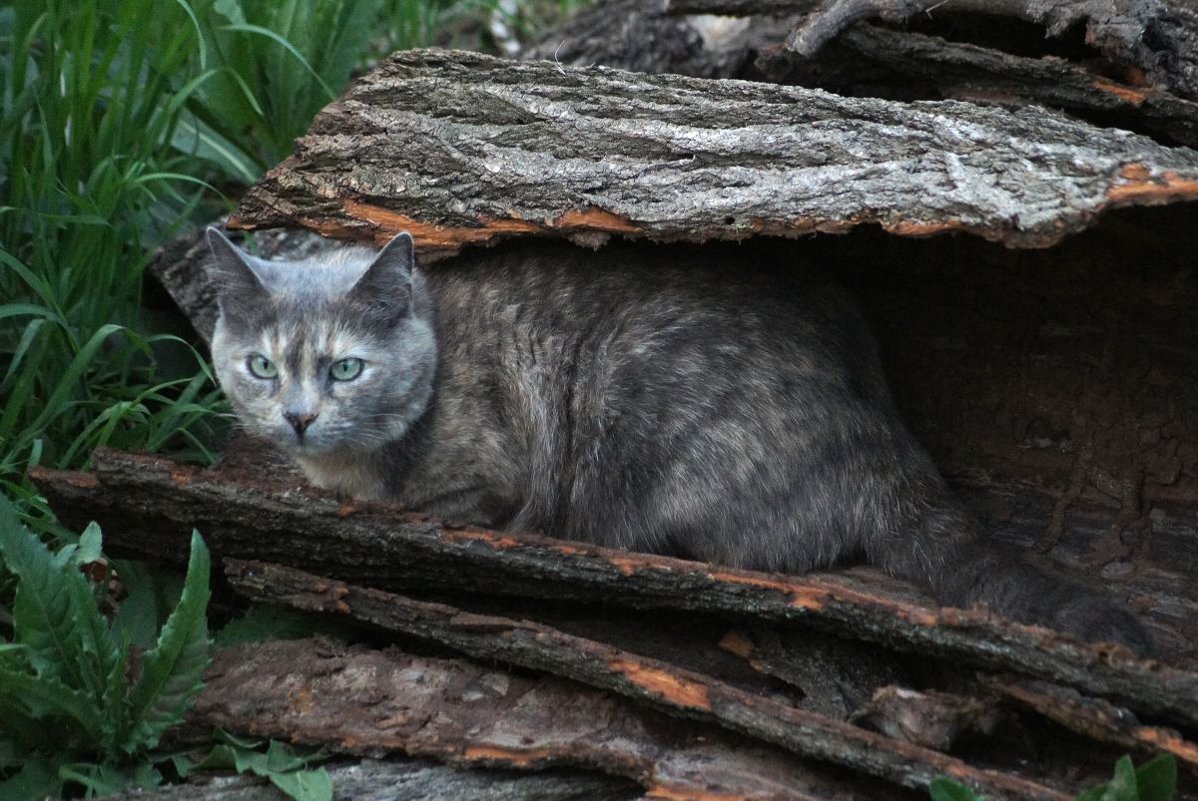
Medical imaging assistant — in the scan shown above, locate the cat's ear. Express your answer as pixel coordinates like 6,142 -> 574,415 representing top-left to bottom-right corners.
348,232 -> 416,307
206,227 -> 269,305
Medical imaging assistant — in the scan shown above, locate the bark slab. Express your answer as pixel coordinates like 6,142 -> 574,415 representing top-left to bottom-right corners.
30,449 -> 1198,728
228,49 -> 1198,255
220,559 -> 1073,800
181,638 -> 906,801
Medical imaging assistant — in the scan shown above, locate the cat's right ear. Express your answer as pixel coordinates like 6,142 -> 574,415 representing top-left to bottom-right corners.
206,227 -> 269,307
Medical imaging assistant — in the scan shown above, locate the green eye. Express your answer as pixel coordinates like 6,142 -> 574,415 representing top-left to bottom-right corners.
330,357 -> 364,381
247,354 -> 277,379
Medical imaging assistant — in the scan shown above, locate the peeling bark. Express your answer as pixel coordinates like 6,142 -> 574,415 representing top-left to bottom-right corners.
757,23 -> 1198,148
220,559 -> 1072,800
780,0 -> 1198,102
182,638 -> 912,801
30,450 -> 1198,728
227,49 -> 1198,255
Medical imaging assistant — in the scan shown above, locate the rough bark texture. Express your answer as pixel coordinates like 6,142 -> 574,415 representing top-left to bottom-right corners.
228,49 -> 1198,256
757,23 -> 1198,148
30,450 -> 1198,727
780,0 -> 1198,101
101,759 -> 639,801
219,559 -> 1075,800
181,638 -> 911,801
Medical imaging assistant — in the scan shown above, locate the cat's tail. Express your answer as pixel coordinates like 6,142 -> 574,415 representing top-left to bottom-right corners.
878,500 -> 1152,655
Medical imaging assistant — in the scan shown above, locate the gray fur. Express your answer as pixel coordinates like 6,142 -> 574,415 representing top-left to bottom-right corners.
207,229 -> 1150,654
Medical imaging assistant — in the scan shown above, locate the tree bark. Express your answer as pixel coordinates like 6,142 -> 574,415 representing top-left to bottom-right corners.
227,49 -> 1198,256
179,638 -> 912,801
777,0 -> 1198,102
219,559 -> 1078,800
756,23 -> 1198,148
30,450 -> 1198,728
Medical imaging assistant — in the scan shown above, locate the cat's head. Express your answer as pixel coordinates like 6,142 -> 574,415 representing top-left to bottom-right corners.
207,228 -> 436,457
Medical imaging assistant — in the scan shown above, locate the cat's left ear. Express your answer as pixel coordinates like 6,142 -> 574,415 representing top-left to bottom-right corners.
206,227 -> 270,302
348,232 -> 416,307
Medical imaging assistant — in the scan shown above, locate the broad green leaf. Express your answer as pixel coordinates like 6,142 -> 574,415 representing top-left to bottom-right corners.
265,738 -> 312,773
1134,755 -> 1177,801
1109,755 -> 1138,799
125,531 -> 211,751
269,766 -> 333,801
75,521 -> 103,565
183,735 -> 331,801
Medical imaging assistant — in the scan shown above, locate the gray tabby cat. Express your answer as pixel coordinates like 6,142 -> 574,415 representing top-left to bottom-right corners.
207,228 -> 1150,654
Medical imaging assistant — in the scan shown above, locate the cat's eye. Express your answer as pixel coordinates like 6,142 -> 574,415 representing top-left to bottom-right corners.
330,357 -> 364,381
247,354 -> 277,379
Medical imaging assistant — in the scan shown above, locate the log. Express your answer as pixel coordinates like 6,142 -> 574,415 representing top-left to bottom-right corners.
534,0 -> 1198,148
227,49 -> 1198,255
30,450 -> 1198,727
757,24 -> 1198,149
779,0 -> 1198,102
101,759 -> 640,801
219,558 -> 1072,800
182,638 -> 910,801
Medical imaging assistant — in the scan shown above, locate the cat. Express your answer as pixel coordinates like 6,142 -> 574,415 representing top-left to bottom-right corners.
206,227 -> 1151,654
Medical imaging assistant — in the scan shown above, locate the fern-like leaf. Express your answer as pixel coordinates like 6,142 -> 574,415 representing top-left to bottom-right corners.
0,665 -> 109,743
0,497 -> 116,702
124,531 -> 212,752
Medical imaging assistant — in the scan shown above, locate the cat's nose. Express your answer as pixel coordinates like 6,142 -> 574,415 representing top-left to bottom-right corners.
284,411 -> 318,436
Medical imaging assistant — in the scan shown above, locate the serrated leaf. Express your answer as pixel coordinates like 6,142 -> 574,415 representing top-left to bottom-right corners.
0,665 -> 108,742
0,506 -> 114,699
929,777 -> 985,801
125,531 -> 211,751
101,636 -> 133,752
59,760 -> 163,796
